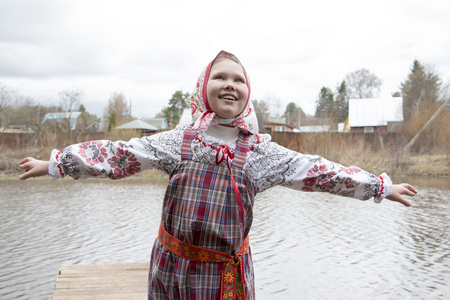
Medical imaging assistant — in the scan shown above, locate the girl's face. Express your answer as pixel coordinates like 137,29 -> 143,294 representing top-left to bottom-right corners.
206,58 -> 249,119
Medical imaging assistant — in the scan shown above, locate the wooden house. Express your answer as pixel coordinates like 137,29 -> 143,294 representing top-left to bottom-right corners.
262,120 -> 296,133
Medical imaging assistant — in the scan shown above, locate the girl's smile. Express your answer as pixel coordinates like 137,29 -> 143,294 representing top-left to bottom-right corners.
206,58 -> 249,119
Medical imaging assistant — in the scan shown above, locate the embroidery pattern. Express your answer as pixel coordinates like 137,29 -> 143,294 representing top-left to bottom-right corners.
58,124 -> 381,200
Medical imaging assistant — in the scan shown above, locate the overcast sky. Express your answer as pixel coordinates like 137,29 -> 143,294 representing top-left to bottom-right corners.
1,0 -> 449,118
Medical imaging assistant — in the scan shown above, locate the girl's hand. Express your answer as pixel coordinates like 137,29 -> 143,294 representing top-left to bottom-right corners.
18,157 -> 50,180
385,183 -> 417,207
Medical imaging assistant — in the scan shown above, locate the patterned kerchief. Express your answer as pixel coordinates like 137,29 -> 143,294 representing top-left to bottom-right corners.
190,50 -> 258,134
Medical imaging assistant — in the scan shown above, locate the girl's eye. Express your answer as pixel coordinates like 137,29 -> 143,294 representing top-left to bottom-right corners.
215,75 -> 224,80
235,78 -> 244,83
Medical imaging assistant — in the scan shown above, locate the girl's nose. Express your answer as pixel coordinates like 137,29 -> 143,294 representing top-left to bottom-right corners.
224,80 -> 236,90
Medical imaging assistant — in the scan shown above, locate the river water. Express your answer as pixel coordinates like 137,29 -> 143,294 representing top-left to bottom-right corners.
1,176 -> 449,299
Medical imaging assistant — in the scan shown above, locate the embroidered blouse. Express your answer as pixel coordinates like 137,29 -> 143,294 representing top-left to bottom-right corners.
48,123 -> 392,202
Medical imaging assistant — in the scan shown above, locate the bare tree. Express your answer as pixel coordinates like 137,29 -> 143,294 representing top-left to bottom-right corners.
252,99 -> 271,128
345,68 -> 382,99
3,95 -> 38,128
0,83 -> 16,127
104,91 -> 132,129
59,89 -> 83,112
0,82 -> 15,110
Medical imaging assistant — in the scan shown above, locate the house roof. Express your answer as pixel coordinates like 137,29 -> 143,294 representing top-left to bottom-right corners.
348,97 -> 403,127
142,118 -> 168,130
116,119 -> 158,130
264,120 -> 295,129
42,112 -> 82,130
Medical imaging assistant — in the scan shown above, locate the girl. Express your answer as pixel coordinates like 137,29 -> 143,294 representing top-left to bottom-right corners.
19,51 -> 417,300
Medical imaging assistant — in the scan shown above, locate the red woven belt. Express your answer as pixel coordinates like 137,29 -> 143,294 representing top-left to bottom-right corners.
158,224 -> 250,300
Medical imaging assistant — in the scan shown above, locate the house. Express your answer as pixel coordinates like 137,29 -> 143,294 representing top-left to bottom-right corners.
299,124 -> 331,132
348,97 -> 403,133
297,116 -> 332,132
1,125 -> 34,133
142,118 -> 169,130
262,119 -> 296,133
41,112 -> 82,130
115,119 -> 158,133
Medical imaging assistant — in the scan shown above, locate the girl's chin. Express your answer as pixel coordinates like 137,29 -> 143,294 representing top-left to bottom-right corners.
216,112 -> 239,119
218,123 -> 236,128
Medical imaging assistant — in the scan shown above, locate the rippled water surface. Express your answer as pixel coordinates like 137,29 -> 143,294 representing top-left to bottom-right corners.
1,176 -> 449,299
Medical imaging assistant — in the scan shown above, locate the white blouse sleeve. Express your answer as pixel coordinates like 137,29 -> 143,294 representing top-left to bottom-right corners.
246,133 -> 392,202
48,124 -> 186,180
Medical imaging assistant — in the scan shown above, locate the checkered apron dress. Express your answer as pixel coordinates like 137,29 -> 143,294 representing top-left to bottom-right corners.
148,127 -> 257,299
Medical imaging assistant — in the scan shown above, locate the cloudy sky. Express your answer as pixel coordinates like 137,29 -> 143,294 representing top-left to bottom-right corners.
1,0 -> 449,118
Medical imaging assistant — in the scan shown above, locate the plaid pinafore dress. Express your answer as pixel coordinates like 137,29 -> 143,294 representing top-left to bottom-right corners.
148,127 -> 257,299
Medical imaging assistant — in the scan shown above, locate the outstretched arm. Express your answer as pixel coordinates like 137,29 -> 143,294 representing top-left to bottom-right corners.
385,183 -> 417,207
18,157 -> 50,180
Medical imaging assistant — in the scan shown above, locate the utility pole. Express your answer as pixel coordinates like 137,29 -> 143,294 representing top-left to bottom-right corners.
129,98 -> 132,117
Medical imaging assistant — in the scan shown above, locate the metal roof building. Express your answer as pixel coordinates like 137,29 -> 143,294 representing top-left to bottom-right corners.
41,112 -> 82,130
348,97 -> 403,133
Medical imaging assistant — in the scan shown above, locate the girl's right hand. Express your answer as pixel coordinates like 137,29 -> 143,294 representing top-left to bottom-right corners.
18,157 -> 50,180
385,183 -> 417,207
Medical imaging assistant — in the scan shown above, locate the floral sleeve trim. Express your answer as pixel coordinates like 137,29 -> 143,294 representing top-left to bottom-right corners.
49,149 -> 65,180
378,176 -> 385,197
249,133 -> 260,151
374,172 -> 392,203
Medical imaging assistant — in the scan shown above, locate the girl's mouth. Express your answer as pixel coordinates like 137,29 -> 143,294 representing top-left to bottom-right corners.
219,94 -> 237,101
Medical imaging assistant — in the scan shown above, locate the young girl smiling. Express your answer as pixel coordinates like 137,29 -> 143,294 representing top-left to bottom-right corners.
19,50 -> 417,300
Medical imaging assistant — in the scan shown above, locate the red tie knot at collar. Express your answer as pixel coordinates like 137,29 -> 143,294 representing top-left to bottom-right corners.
216,144 -> 235,166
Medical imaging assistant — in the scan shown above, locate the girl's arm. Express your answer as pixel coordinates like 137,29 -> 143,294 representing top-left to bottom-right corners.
248,135 -> 416,205
20,125 -> 186,181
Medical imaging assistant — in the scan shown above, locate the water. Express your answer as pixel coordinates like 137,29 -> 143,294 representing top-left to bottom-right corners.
0,176 -> 449,299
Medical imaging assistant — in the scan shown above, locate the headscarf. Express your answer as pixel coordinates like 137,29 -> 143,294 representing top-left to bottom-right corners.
190,50 -> 258,134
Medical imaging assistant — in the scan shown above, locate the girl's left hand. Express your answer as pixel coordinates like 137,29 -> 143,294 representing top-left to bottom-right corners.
18,157 -> 50,180
386,184 -> 417,207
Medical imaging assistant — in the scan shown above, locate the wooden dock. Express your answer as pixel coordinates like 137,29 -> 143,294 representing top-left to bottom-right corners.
52,263 -> 149,300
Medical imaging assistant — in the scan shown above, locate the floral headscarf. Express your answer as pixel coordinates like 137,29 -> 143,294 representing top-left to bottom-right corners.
190,50 -> 258,134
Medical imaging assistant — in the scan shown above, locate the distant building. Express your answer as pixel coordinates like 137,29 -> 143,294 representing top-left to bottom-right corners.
116,119 -> 159,133
142,118 -> 169,130
262,120 -> 296,133
298,117 -> 331,132
299,124 -> 330,132
1,125 -> 34,133
348,97 -> 403,133
41,112 -> 82,130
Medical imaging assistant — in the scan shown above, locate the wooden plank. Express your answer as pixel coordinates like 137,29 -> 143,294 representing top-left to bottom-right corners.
52,263 -> 149,300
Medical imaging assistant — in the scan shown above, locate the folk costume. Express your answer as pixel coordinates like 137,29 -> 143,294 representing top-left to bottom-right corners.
48,51 -> 392,299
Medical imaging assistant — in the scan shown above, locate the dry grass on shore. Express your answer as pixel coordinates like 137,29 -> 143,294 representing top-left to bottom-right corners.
338,154 -> 449,177
271,131 -> 449,177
